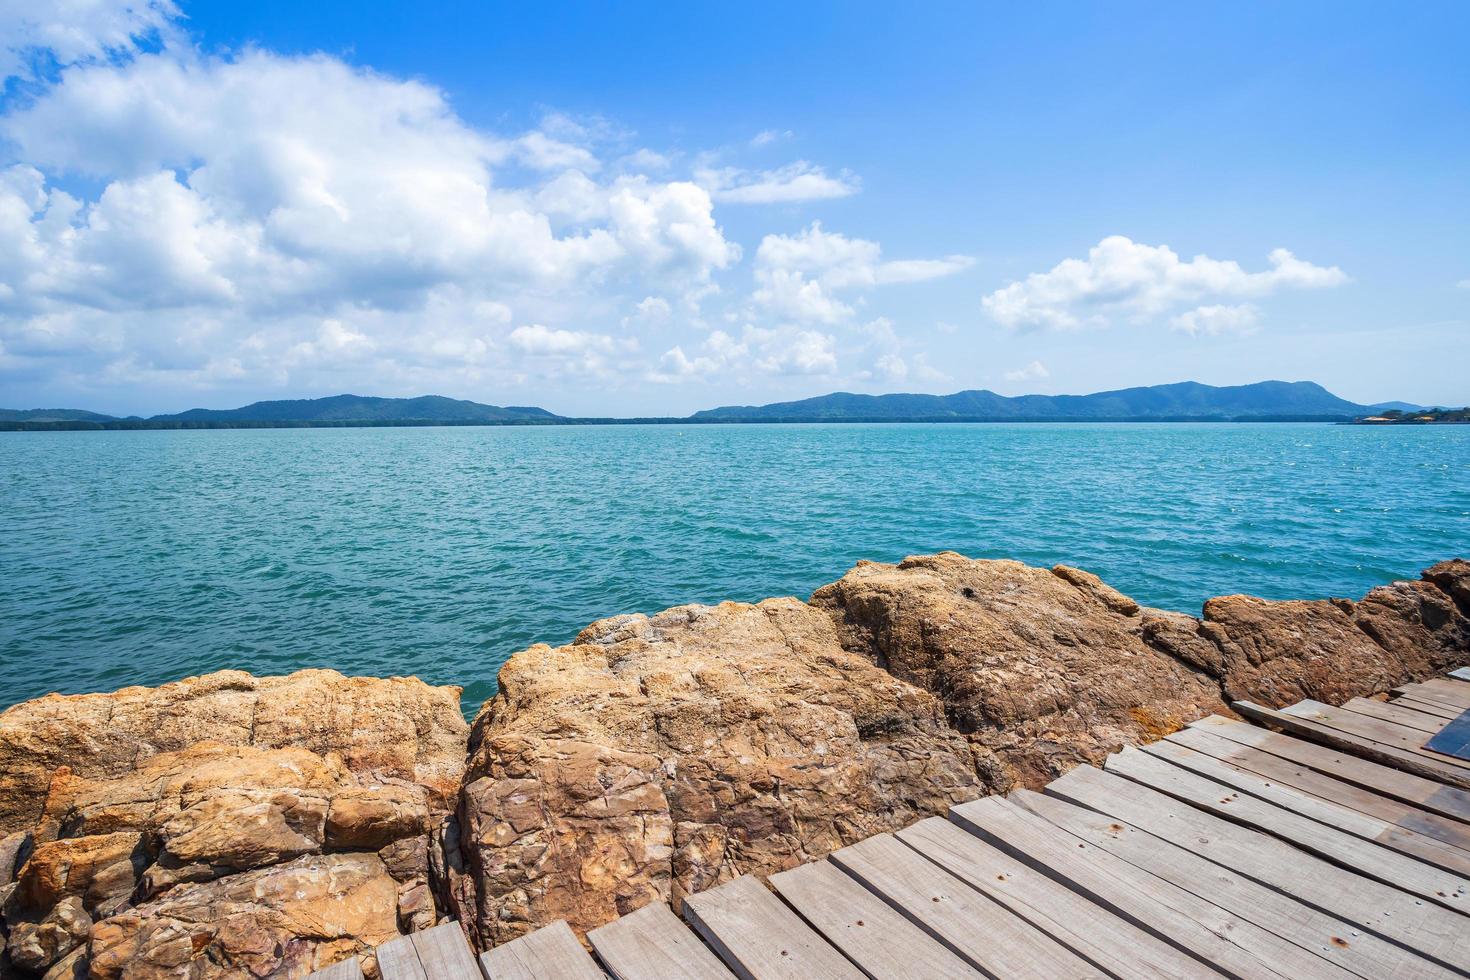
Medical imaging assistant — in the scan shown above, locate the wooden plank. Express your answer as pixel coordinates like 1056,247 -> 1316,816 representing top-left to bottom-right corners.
768,859 -> 981,980
1416,678 -> 1470,708
896,816 -> 1222,979
588,902 -> 733,980
409,923 -> 482,980
308,958 -> 365,980
1106,745 -> 1470,910
1392,684 -> 1469,714
1449,668 -> 1470,682
1340,697 -> 1448,734
827,833 -> 1099,979
1231,700 -> 1470,790
680,874 -> 863,980
1391,695 -> 1464,721
1044,763 -> 1470,973
479,921 -> 604,980
1281,700 -> 1470,769
1190,714 -> 1470,822
1011,788 -> 1453,980
1168,725 -> 1470,854
377,935 -> 429,980
1141,738 -> 1470,875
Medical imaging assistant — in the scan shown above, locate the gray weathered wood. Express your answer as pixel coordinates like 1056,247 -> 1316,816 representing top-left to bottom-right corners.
1393,684 -> 1470,714
409,923 -> 482,980
769,858 -> 982,980
1168,725 -> 1470,854
680,874 -> 863,980
1391,695 -> 1465,721
1232,700 -> 1470,790
479,921 -> 605,980
1107,745 -> 1470,911
896,816 -> 1221,979
1190,714 -> 1470,821
1340,697 -> 1448,734
308,957 -> 365,980
827,833 -> 1100,979
1011,788 -> 1452,980
1282,699 -> 1470,771
1417,677 -> 1470,708
1449,668 -> 1470,682
1045,763 -> 1470,973
587,902 -> 734,980
1141,737 -> 1470,875
376,935 -> 429,980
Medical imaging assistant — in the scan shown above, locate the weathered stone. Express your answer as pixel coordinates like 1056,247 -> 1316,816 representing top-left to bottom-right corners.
459,597 -> 981,946
14,832 -> 146,918
1425,559 -> 1470,611
0,669 -> 468,839
7,896 -> 91,972
0,833 -> 29,885
326,785 -> 428,851
40,945 -> 87,980
811,554 -> 1227,787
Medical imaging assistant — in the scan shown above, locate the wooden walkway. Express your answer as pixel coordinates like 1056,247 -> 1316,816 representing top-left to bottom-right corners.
313,670 -> 1470,980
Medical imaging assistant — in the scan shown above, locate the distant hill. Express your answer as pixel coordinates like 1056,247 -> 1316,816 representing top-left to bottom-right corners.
152,394 -> 560,424
691,381 -> 1376,422
0,408 -> 118,422
1367,401 -> 1423,413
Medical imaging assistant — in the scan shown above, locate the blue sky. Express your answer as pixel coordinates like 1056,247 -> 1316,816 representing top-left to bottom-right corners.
0,1 -> 1465,415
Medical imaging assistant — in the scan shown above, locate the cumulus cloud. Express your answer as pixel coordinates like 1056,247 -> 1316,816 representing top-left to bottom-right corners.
751,223 -> 972,324
697,162 -> 859,205
1169,303 -> 1261,336
650,324 -> 836,382
1003,359 -> 1050,382
507,324 -> 615,355
982,235 -> 1347,330
0,0 -> 179,81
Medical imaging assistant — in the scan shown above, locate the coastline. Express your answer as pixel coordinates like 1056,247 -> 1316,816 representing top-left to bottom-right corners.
1,552 -> 1466,976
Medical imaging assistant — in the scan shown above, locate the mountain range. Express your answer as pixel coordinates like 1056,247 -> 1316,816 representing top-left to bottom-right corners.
0,382 -> 1440,430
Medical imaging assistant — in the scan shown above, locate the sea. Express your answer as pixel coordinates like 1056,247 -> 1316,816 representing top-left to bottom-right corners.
3,422 -> 1467,716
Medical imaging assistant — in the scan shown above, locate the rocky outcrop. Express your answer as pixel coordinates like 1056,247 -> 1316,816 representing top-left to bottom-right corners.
810,555 -> 1228,788
455,553 -> 1469,947
1,555 -> 1466,973
454,598 -> 982,947
0,670 -> 468,979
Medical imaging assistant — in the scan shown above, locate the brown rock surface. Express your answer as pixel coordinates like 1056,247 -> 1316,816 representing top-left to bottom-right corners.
457,597 -> 981,946
0,671 -> 468,978
6,897 -> 90,973
0,669 -> 467,839
87,853 -> 399,980
810,554 -> 1228,787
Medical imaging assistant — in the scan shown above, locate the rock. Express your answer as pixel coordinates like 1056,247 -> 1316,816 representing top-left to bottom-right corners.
14,832 -> 146,918
326,785 -> 429,851
0,833 -> 29,885
0,669 -> 468,839
88,853 -> 400,980
1425,559 -> 1470,611
458,597 -> 981,945
810,554 -> 1227,787
7,896 -> 91,972
40,945 -> 87,980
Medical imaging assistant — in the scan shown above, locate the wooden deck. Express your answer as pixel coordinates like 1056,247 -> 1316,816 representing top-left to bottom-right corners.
313,670 -> 1470,980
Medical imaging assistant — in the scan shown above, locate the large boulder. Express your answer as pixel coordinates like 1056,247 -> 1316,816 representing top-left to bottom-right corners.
0,671 -> 468,978
810,554 -> 1228,787
87,853 -> 400,980
457,598 -> 982,946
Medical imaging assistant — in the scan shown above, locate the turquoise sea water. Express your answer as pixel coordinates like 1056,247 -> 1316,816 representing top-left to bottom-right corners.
2,422 -> 1467,715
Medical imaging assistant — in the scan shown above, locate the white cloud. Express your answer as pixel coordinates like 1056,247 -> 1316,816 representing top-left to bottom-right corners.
751,223 -> 972,323
749,129 -> 792,147
1456,278 -> 1470,290
650,324 -> 835,382
1169,303 -> 1261,336
697,162 -> 859,205
623,295 -> 672,327
507,323 -> 615,355
1003,359 -> 1050,382
982,235 -> 1347,330
0,0 -> 179,81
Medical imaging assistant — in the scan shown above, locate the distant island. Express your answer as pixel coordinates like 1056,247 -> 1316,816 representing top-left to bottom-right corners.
1,380 -> 1460,431
1354,407 -> 1470,424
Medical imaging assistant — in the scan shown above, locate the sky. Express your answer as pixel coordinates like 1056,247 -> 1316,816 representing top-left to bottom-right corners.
0,1 -> 1465,416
